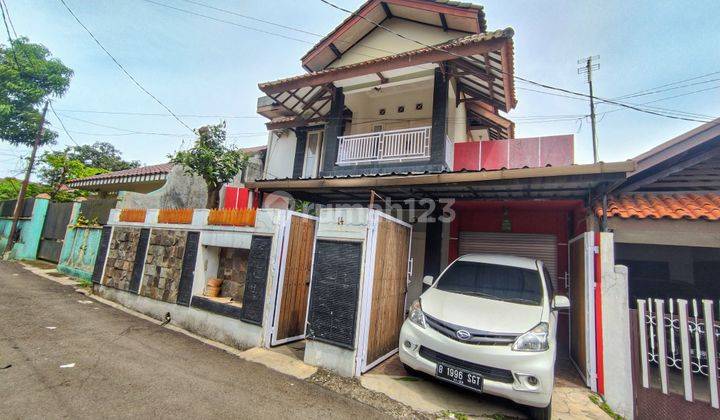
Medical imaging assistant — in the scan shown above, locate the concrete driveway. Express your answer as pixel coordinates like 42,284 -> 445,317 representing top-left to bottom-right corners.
0,261 -> 387,419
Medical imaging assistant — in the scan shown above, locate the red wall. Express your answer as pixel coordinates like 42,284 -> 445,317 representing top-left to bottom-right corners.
453,135 -> 575,171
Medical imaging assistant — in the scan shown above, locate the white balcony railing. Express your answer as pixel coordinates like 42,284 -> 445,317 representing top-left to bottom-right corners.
336,126 -> 431,165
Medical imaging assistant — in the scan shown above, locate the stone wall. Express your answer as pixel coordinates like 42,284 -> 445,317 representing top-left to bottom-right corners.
103,227 -> 142,290
217,247 -> 249,301
140,229 -> 188,303
118,166 -> 208,210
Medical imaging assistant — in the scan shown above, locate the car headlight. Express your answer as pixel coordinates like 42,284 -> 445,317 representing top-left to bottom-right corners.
408,300 -> 426,328
512,322 -> 549,352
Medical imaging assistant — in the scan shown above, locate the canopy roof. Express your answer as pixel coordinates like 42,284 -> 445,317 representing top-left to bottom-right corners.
247,161 -> 634,204
302,0 -> 487,72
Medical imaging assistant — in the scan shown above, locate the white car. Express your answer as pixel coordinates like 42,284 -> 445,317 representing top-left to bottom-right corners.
399,254 -> 569,420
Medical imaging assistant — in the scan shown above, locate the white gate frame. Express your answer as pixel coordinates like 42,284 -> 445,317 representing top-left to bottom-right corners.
568,231 -> 598,392
267,211 -> 319,347
354,210 -> 413,376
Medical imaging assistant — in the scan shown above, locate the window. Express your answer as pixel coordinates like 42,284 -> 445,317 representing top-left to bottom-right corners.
372,124 -> 383,132
303,131 -> 323,178
435,261 -> 543,306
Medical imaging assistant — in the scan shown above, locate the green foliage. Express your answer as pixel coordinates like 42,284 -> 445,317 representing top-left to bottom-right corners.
0,37 -> 73,146
589,394 -> 624,420
170,122 -> 249,208
38,149 -> 106,201
68,142 -> 141,172
75,213 -> 99,227
0,177 -> 49,200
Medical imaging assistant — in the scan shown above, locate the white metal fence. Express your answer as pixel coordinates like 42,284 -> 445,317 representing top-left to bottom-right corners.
637,298 -> 720,408
336,126 -> 431,165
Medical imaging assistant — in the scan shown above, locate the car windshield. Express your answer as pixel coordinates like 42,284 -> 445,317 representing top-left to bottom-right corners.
435,260 -> 544,305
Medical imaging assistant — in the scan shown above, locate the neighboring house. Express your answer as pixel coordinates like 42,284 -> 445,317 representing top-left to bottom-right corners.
67,146 -> 267,209
597,118 -> 720,304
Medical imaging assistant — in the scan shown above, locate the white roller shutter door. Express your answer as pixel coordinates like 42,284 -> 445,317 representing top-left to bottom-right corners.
458,232 -> 559,289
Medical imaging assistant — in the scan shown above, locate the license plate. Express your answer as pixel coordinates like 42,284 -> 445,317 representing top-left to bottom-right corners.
435,362 -> 483,392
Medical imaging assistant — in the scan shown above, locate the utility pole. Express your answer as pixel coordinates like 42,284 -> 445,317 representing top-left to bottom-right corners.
578,56 -> 600,163
4,100 -> 49,255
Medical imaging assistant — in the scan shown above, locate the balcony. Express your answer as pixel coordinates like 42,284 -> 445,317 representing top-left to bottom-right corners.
336,126 -> 431,166
453,135 -> 574,171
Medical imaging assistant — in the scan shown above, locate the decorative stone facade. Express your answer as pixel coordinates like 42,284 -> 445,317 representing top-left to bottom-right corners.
102,227 -> 142,290
140,229 -> 188,303
217,247 -> 249,301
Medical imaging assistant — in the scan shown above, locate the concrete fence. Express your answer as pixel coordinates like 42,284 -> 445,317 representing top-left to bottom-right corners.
0,197 -> 49,260
57,201 -> 104,280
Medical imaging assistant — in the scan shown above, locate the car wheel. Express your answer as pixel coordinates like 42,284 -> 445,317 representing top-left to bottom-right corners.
528,400 -> 551,420
402,363 -> 418,376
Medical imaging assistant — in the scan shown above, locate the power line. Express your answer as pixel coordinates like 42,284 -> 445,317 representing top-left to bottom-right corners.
0,0 -> 22,71
144,0 -> 406,62
179,0 -> 323,38
0,0 -> 18,38
612,70 -> 720,100
317,0 -> 714,124
58,0 -> 194,133
48,101 -> 80,146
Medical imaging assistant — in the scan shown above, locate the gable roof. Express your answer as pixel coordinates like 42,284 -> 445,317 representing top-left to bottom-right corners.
260,28 -> 516,129
303,0 -> 487,71
619,118 -> 720,192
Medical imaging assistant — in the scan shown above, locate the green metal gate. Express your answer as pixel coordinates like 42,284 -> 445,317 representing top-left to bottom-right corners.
37,201 -> 74,263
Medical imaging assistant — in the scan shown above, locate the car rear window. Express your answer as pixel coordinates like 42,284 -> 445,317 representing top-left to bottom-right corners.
435,260 -> 543,305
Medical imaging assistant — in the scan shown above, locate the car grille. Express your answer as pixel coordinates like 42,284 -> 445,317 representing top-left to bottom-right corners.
424,313 -> 519,346
418,346 -> 515,384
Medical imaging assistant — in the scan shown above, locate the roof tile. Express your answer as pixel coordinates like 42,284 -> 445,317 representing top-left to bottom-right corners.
597,193 -> 720,221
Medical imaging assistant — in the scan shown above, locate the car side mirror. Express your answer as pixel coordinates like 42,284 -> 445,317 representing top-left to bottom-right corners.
422,275 -> 434,286
552,295 -> 570,309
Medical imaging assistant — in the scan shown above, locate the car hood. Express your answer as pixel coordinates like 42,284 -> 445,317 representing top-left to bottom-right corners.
421,288 -> 544,334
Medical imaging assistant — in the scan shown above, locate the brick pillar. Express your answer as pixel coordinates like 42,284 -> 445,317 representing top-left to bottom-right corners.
320,87 -> 345,176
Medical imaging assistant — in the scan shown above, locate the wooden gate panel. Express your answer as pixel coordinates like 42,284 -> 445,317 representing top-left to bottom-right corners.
569,235 -> 587,378
276,216 -> 316,341
366,218 -> 411,365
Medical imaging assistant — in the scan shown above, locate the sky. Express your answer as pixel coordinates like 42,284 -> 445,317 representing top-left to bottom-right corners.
2,0 -> 719,178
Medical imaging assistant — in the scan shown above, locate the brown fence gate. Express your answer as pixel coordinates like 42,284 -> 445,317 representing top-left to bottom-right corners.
270,212 -> 317,346
38,201 -> 74,263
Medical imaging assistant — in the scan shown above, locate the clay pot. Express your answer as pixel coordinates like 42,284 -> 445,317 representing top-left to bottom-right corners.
207,278 -> 223,288
205,285 -> 221,297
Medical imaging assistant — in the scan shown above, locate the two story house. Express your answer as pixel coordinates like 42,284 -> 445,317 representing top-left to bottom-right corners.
250,0 -> 634,397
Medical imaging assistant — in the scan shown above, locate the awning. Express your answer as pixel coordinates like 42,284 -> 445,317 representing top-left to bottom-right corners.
247,161 -> 635,204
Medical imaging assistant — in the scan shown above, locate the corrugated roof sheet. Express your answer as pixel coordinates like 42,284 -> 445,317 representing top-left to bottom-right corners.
597,193 -> 720,221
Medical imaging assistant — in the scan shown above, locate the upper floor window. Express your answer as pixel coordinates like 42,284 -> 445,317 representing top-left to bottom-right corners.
303,130 -> 324,178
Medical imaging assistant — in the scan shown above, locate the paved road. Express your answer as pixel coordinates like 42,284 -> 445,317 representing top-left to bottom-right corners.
0,262 -> 386,419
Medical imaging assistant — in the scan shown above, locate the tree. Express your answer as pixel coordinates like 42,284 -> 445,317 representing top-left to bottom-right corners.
170,122 -> 249,208
0,37 -> 73,146
68,141 -> 141,172
38,149 -> 106,201
0,177 -> 49,200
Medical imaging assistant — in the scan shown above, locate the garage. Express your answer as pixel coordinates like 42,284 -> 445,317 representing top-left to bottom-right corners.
458,231 -> 558,289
